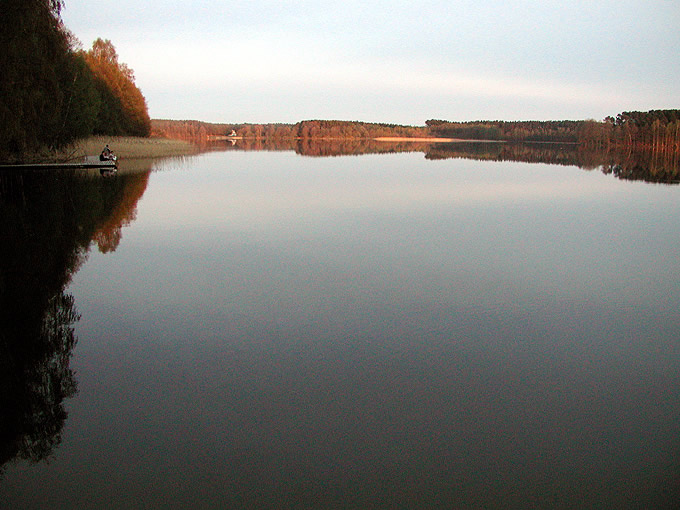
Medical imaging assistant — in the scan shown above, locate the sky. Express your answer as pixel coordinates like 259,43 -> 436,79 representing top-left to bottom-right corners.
61,0 -> 680,125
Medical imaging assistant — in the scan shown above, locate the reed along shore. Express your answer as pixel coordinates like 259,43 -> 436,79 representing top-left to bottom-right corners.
69,136 -> 199,159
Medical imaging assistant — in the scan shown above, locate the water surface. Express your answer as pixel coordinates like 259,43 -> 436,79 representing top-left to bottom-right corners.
2,147 -> 680,508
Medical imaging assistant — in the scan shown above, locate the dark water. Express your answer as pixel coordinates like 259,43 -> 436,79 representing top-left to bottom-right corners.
2,148 -> 680,508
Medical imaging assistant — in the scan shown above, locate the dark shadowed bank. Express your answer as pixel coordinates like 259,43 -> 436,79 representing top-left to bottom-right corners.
0,1 -> 150,162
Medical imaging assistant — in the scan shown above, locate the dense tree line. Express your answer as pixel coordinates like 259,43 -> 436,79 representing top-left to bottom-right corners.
425,119 -> 583,142
152,113 -> 680,155
0,1 -> 150,160
151,119 -> 295,139
604,110 -> 680,153
152,119 -> 428,140
574,110 -> 680,153
295,120 -> 427,139
426,112 -> 680,153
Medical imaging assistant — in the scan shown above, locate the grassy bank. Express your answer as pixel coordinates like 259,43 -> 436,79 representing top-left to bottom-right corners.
56,136 -> 199,161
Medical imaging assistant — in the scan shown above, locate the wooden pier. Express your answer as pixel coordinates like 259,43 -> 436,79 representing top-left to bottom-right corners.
0,156 -> 117,170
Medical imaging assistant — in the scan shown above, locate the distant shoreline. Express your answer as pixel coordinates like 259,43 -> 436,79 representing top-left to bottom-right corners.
206,135 -> 498,143
373,136 -> 502,143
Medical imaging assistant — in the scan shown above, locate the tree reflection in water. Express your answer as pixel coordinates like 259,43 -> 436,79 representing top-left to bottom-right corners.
0,166 -> 151,474
204,137 -> 680,184
424,142 -> 680,184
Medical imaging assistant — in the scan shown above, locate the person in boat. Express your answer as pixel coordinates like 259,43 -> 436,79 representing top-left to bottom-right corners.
100,144 -> 114,161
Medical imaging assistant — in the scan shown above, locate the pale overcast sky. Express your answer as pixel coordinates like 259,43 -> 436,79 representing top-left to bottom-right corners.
62,0 -> 680,125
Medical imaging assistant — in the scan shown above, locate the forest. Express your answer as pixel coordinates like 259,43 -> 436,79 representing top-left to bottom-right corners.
425,119 -> 583,142
151,119 -> 429,140
427,112 -> 680,153
2,1 -> 676,160
153,111 -> 680,155
0,1 -> 150,160
590,110 -> 680,153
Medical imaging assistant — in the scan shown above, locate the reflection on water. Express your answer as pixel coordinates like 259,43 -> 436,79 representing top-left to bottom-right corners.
210,138 -> 680,185
0,165 -> 151,475
2,146 -> 680,508
425,142 -> 680,185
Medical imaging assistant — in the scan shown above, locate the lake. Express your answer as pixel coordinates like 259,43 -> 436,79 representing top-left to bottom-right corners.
2,143 -> 680,508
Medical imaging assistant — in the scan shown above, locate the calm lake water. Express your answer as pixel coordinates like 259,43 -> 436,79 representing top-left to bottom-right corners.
2,145 -> 680,508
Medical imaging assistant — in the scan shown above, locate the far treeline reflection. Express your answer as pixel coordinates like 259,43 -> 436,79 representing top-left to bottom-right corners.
205,138 -> 680,185
0,166 -> 152,474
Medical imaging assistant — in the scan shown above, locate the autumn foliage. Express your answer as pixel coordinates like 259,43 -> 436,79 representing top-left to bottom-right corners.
0,2 -> 150,160
426,112 -> 680,153
83,39 -> 151,138
153,114 -> 680,156
151,119 -> 428,141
